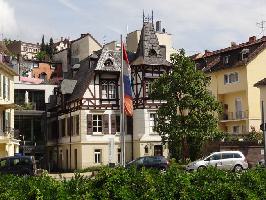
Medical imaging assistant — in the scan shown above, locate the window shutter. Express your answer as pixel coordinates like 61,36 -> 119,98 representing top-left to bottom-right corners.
111,114 -> 116,134
70,116 -> 74,135
87,114 -> 93,134
103,114 -> 109,134
67,117 -> 71,136
127,117 -> 133,135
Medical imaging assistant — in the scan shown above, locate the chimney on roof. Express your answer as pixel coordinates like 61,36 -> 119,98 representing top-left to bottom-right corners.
156,21 -> 162,32
81,34 -> 87,38
231,41 -> 237,47
249,36 -> 256,43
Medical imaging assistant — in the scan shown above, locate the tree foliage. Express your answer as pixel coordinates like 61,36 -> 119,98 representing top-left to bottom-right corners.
151,50 -> 222,161
38,36 -> 54,61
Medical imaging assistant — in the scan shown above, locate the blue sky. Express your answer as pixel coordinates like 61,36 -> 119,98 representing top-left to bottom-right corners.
1,0 -> 266,54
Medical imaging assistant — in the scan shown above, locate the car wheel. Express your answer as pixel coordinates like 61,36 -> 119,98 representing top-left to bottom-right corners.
234,165 -> 243,172
197,166 -> 206,171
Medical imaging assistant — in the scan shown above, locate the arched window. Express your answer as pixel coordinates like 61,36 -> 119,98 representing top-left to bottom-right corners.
39,72 -> 47,80
104,59 -> 113,67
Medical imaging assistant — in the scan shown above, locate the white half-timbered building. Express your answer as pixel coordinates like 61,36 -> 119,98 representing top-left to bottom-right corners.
47,19 -> 172,170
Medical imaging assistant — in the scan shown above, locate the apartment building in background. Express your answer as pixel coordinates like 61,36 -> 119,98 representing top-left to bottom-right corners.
7,41 -> 40,60
53,33 -> 102,77
0,41 -> 20,157
194,36 -> 266,136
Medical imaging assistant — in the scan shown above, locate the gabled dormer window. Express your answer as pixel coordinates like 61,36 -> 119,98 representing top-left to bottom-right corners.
149,49 -> 157,57
240,48 -> 249,60
104,59 -> 113,67
223,55 -> 230,64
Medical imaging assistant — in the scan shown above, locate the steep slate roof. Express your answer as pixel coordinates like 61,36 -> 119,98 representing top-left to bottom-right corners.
95,48 -> 121,72
130,22 -> 171,66
67,56 -> 96,102
254,78 -> 266,87
194,36 -> 266,73
0,41 -> 11,55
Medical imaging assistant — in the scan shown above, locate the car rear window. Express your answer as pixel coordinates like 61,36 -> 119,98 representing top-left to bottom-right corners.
233,153 -> 242,158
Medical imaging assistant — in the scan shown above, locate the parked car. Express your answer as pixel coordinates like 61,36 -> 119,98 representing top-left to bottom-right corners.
126,156 -> 169,171
186,151 -> 248,172
0,156 -> 37,176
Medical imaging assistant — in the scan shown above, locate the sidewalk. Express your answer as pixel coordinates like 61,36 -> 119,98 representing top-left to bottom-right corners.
49,172 -> 93,180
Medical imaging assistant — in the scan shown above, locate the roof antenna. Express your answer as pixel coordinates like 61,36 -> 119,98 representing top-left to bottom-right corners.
257,20 -> 266,36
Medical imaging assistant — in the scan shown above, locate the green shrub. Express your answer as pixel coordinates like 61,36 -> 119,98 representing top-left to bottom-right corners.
0,167 -> 266,199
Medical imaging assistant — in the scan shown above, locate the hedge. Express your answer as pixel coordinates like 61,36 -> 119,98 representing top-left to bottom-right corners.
0,165 -> 266,199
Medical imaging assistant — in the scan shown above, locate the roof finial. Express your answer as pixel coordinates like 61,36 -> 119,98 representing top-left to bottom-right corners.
143,10 -> 145,24
152,10 -> 154,26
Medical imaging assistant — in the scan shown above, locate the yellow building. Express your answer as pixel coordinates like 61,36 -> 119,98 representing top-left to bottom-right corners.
0,42 -> 20,157
194,36 -> 266,135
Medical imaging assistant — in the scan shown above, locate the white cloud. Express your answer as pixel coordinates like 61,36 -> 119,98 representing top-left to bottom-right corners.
57,0 -> 80,12
0,0 -> 17,37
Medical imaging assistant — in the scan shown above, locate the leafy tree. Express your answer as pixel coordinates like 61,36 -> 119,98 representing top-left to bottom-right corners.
35,51 -> 46,61
151,50 -> 222,161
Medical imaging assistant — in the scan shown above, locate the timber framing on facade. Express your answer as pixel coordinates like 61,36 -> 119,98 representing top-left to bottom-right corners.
47,16 -> 173,170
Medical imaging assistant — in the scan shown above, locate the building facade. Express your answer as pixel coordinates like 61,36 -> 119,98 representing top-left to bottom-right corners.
7,41 -> 40,60
194,36 -> 266,136
0,42 -> 20,157
47,19 -> 171,170
126,20 -> 177,62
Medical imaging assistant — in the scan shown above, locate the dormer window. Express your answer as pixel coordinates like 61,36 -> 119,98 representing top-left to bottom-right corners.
240,48 -> 249,60
148,49 -> 157,57
223,55 -> 230,64
104,59 -> 113,67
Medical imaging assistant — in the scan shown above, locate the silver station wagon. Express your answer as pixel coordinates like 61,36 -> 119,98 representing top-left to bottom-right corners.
186,151 -> 248,172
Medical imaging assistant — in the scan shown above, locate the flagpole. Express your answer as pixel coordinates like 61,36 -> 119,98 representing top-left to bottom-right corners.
120,34 -> 126,167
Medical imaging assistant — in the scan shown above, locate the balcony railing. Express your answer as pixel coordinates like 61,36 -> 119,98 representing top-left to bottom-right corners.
220,110 -> 248,121
0,127 -> 19,140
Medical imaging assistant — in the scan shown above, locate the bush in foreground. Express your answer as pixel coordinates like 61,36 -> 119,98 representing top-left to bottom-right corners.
0,165 -> 266,199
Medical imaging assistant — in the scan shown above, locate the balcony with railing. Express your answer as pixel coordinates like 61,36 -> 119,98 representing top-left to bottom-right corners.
0,127 -> 20,141
220,110 -> 248,121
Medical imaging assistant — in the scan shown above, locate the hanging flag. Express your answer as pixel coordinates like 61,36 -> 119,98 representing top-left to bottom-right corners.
122,43 -> 133,116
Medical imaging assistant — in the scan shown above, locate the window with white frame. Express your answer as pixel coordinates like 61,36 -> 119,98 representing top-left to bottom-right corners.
241,48 -> 249,60
224,72 -> 239,84
223,55 -> 230,64
94,149 -> 101,163
149,113 -> 157,133
145,81 -> 153,97
93,115 -> 102,133
101,80 -> 117,99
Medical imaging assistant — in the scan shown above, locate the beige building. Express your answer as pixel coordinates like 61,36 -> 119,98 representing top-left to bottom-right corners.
126,21 -> 177,61
0,42 -> 20,157
7,41 -> 40,60
53,33 -> 102,76
47,19 -> 170,170
194,36 -> 266,135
